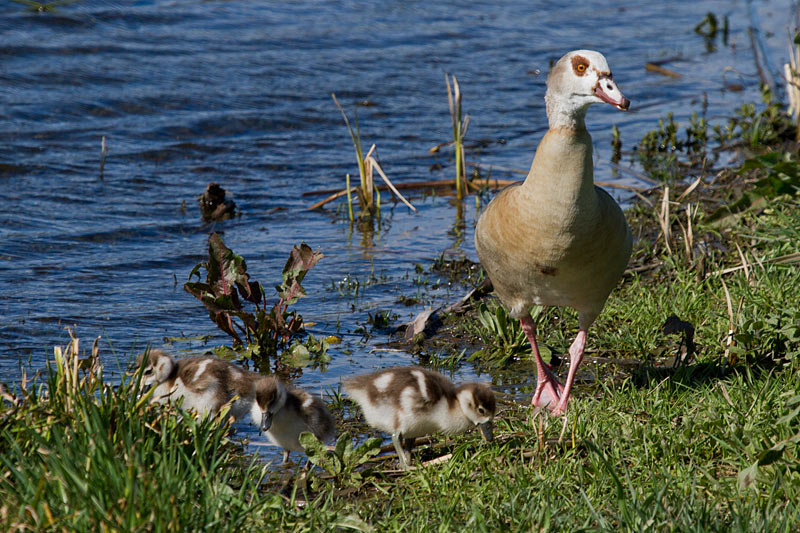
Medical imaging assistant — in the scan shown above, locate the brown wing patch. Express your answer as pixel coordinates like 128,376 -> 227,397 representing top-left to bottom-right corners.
571,55 -> 589,76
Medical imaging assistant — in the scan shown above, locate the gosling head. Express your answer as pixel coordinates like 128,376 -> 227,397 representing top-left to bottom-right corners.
138,349 -> 175,387
253,377 -> 287,432
456,383 -> 497,442
545,50 -> 630,128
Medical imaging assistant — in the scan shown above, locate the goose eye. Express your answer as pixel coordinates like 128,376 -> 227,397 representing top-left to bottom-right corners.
577,64 -> 586,72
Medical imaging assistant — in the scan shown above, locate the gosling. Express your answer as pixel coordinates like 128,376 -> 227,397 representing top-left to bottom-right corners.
252,376 -> 335,463
343,366 -> 496,469
138,349 -> 257,420
139,350 -> 335,461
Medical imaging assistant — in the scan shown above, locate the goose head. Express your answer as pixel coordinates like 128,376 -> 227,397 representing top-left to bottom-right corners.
456,383 -> 497,442
544,50 -> 630,128
253,377 -> 287,432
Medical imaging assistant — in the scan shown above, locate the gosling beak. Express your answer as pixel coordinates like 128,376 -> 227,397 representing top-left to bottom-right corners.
260,411 -> 273,432
594,76 -> 630,111
478,421 -> 494,442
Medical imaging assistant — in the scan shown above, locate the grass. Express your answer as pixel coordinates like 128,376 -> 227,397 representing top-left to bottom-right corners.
3,96 -> 800,530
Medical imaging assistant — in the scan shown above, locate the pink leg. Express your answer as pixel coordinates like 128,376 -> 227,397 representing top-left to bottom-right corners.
551,329 -> 587,417
520,315 -> 564,412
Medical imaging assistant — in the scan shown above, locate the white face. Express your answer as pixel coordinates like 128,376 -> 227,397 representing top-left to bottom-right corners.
548,49 -> 629,112
456,390 -> 494,442
142,353 -> 173,386
456,391 -> 492,422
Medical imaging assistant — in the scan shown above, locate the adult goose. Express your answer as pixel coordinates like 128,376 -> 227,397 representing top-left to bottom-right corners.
474,50 -> 632,416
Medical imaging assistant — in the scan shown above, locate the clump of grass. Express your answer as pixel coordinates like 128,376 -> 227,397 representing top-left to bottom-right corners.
331,93 -> 375,219
446,74 -> 470,200
0,332 -> 288,531
331,93 -> 416,221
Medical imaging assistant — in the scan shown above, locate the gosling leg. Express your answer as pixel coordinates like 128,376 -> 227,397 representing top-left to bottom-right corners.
392,432 -> 412,470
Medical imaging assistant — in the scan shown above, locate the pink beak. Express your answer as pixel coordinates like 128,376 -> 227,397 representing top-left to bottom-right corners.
594,78 -> 630,111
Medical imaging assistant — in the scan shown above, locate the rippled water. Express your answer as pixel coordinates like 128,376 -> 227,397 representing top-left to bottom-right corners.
0,0 -> 795,460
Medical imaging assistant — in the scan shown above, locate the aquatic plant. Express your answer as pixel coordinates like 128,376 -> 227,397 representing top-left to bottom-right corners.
184,233 -> 322,359
635,87 -> 795,182
331,94 -> 416,221
694,11 -> 729,51
332,93 -> 374,218
446,73 -> 470,200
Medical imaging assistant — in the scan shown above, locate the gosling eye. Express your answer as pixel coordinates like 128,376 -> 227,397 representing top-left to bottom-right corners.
477,407 -> 485,415
144,369 -> 153,376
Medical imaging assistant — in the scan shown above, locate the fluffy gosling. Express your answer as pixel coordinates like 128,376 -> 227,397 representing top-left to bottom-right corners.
343,366 -> 496,469
252,376 -> 335,463
139,349 -> 256,420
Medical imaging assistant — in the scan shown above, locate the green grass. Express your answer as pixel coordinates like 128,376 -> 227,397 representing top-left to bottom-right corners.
0,341 -> 286,531
329,188 -> 799,531
344,363 -> 800,531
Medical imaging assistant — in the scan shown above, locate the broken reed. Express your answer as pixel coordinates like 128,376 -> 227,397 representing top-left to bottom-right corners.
446,73 -> 470,200
332,92 -> 378,218
330,93 -> 417,221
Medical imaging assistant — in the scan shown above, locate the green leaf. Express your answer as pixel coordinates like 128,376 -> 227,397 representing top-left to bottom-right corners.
299,431 -> 331,470
350,437 -> 382,465
777,405 -> 800,425
336,432 -> 353,462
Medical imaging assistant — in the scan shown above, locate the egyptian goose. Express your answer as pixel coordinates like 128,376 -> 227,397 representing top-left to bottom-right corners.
251,376 -> 335,463
474,50 -> 632,416
343,366 -> 496,469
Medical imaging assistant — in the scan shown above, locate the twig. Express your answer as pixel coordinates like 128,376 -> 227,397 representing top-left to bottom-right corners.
658,186 -> 673,255
676,175 -> 703,202
721,277 -> 735,364
712,251 -> 800,275
645,63 -> 682,78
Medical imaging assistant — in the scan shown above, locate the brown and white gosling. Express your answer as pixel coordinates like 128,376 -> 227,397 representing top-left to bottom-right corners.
139,349 -> 258,420
139,350 -> 334,462
343,366 -> 496,470
251,376 -> 335,463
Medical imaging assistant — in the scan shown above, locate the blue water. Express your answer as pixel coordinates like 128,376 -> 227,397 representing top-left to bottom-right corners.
0,0 -> 795,462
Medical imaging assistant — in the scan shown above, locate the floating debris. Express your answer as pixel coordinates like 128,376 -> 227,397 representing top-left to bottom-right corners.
199,182 -> 237,222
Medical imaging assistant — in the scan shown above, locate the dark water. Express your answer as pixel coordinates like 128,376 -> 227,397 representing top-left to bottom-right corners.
1,0 -> 795,461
